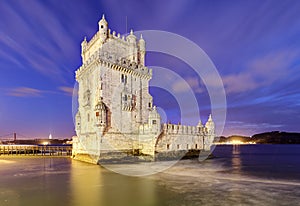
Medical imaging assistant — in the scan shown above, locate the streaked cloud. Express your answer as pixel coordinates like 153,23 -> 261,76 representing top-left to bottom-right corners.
223,48 -> 300,93
58,86 -> 76,96
6,87 -> 43,97
172,77 -> 203,94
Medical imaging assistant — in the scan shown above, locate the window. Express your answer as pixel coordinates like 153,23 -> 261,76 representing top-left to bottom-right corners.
177,144 -> 180,150
195,144 -> 198,149
148,102 -> 151,108
152,120 -> 156,124
96,112 -> 99,117
187,144 -> 189,149
101,25 -> 104,29
167,144 -> 170,150
121,74 -> 127,84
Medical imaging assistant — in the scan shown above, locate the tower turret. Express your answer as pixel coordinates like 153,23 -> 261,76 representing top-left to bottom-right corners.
205,114 -> 215,134
204,114 -> 215,151
126,29 -> 137,62
138,34 -> 146,66
148,106 -> 161,134
95,98 -> 107,135
81,37 -> 87,62
75,112 -> 81,134
98,14 -> 108,43
197,119 -> 203,134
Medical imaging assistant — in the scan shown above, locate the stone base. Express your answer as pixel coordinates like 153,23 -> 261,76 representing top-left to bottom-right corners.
72,150 -> 154,165
155,149 -> 211,161
72,153 -> 99,164
72,149 -> 213,164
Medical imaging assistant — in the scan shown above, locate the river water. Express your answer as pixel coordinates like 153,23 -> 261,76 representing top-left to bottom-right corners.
0,145 -> 300,206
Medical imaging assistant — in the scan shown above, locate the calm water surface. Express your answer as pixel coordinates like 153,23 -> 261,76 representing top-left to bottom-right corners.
0,145 -> 300,206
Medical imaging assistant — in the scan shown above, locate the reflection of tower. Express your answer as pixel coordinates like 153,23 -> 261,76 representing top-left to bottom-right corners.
232,145 -> 241,171
49,133 -> 52,140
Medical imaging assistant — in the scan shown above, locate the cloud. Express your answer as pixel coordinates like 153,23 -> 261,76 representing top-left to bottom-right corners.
172,77 -> 203,94
0,1 -> 79,82
58,86 -> 76,96
6,87 -> 43,97
223,48 -> 300,93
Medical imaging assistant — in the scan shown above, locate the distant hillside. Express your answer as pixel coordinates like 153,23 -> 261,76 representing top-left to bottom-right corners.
217,135 -> 251,143
217,131 -> 300,144
251,131 -> 300,144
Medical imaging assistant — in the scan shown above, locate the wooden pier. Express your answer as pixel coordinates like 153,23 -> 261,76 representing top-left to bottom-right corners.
0,145 -> 72,156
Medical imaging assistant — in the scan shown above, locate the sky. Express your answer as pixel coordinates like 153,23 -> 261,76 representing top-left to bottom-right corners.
0,0 -> 300,139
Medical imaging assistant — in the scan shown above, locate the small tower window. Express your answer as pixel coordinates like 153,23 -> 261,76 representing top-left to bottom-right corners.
148,102 -> 151,108
195,144 -> 198,149
167,144 -> 170,150
177,144 -> 180,150
187,144 -> 189,149
121,74 -> 127,84
152,120 -> 157,124
101,25 -> 104,29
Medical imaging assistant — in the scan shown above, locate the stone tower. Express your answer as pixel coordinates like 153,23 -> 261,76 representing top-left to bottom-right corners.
72,14 -> 215,163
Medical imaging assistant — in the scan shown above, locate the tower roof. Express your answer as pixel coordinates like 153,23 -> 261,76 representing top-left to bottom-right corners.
95,98 -> 106,111
99,14 -> 108,25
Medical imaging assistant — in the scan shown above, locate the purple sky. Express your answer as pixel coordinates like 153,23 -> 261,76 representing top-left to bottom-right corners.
0,0 -> 300,139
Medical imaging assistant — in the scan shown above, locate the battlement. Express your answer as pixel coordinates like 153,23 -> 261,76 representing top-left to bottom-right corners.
76,15 -> 148,81
75,56 -> 151,80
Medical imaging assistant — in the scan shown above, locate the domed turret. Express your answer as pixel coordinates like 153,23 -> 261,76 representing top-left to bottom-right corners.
126,29 -> 137,44
138,34 -> 146,66
148,106 -> 161,134
138,34 -> 145,50
126,29 -> 137,62
204,114 -> 215,151
75,112 -> 81,134
205,114 -> 215,132
197,119 -> 203,134
98,14 -> 108,43
95,98 -> 107,135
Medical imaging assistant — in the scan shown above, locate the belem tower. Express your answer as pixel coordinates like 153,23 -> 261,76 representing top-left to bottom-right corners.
72,15 -> 215,164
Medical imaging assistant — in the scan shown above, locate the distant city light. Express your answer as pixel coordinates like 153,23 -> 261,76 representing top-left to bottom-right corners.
42,141 -> 49,145
214,140 -> 256,145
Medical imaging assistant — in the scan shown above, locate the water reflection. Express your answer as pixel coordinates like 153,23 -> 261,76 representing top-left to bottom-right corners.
231,145 -> 242,172
70,160 -> 103,206
70,160 -> 159,206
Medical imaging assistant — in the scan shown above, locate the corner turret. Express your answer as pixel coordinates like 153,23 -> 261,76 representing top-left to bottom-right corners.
148,106 -> 161,134
204,114 -> 215,151
138,34 -> 146,66
98,14 -> 108,43
95,98 -> 107,135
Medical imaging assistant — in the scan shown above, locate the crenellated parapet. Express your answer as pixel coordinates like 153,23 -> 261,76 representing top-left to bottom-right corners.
80,15 -> 146,72
161,116 -> 213,136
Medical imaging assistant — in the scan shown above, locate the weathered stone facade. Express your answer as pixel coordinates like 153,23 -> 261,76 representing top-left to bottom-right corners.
72,15 -> 215,164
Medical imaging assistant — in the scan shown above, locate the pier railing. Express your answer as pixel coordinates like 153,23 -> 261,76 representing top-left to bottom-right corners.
0,145 -> 72,156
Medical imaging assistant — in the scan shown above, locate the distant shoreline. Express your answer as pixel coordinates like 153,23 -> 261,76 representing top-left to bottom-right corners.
217,131 -> 300,144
